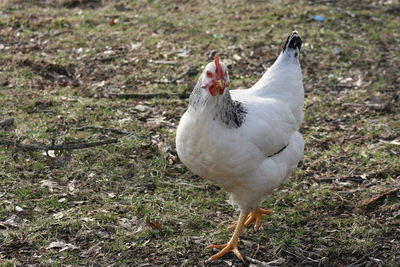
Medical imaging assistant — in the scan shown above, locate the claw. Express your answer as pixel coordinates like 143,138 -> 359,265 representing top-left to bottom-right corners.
258,208 -> 273,214
246,207 -> 272,230
207,242 -> 243,261
228,207 -> 272,231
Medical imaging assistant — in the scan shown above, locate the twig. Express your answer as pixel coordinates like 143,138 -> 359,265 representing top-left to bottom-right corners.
241,54 -> 261,67
284,249 -> 320,263
109,92 -> 189,99
305,102 -> 316,109
48,30 -> 73,39
346,162 -> 364,176
0,118 -> 14,127
342,103 -> 364,108
348,249 -> 379,267
244,256 -> 285,266
0,137 -> 118,151
149,60 -> 177,65
74,126 -> 132,135
170,66 -> 196,83
159,181 -> 204,189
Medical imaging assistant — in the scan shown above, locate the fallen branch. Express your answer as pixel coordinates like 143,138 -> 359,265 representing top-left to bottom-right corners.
0,137 -> 118,151
0,118 -> 14,127
109,92 -> 189,99
74,126 -> 132,135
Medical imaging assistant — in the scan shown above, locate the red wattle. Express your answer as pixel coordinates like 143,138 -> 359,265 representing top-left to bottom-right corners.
209,85 -> 216,96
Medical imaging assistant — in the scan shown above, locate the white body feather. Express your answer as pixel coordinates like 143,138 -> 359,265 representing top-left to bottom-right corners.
176,38 -> 304,213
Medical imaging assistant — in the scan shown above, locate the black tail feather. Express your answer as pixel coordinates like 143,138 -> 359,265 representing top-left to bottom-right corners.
282,31 -> 302,52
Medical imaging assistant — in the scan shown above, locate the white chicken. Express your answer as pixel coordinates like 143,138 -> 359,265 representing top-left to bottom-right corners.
176,31 -> 305,261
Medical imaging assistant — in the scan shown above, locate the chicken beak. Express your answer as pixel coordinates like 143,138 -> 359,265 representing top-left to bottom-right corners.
214,80 -> 225,95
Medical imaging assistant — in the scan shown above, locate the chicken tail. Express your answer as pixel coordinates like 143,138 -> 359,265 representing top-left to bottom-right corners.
249,31 -> 304,127
282,31 -> 302,54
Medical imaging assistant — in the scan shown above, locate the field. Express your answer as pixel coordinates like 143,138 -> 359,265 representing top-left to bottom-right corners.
0,0 -> 399,266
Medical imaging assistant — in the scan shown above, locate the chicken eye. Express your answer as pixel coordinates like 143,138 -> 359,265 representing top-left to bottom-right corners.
206,71 -> 213,78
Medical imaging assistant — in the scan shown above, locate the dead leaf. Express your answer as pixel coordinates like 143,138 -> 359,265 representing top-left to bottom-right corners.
0,215 -> 23,228
68,180 -> 76,193
358,188 -> 399,207
82,241 -> 103,256
53,212 -> 64,220
146,220 -> 162,231
134,104 -> 151,112
379,139 -> 400,146
46,241 -> 78,251
233,54 -> 242,61
81,217 -> 95,222
130,42 -> 142,50
146,115 -> 168,128
40,179 -> 61,192
117,217 -> 145,233
15,205 -> 23,212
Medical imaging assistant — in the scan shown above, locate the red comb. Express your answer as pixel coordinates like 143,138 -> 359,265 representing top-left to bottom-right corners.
214,55 -> 223,78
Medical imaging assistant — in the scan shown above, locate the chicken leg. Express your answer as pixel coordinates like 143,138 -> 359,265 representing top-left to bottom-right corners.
207,212 -> 248,261
228,207 -> 272,231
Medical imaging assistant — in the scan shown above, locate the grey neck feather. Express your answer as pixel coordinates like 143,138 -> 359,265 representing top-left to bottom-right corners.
188,78 -> 247,128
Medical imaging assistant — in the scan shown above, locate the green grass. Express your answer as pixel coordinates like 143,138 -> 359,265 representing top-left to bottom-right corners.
0,0 -> 399,266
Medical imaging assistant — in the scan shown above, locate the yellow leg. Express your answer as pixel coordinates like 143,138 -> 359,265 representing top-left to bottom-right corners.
207,212 -> 248,261
228,207 -> 272,231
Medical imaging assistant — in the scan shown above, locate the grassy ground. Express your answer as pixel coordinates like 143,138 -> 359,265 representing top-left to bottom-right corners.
0,0 -> 399,266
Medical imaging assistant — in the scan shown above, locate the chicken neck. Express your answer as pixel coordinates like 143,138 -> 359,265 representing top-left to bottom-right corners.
188,81 -> 247,128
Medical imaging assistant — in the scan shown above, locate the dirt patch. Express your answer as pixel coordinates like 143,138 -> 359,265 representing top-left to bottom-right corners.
18,59 -> 78,87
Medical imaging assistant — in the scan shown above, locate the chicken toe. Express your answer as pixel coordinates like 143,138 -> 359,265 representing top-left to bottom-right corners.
228,207 -> 272,231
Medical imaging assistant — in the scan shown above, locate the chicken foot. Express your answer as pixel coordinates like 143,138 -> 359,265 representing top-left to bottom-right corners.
207,212 -> 248,261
